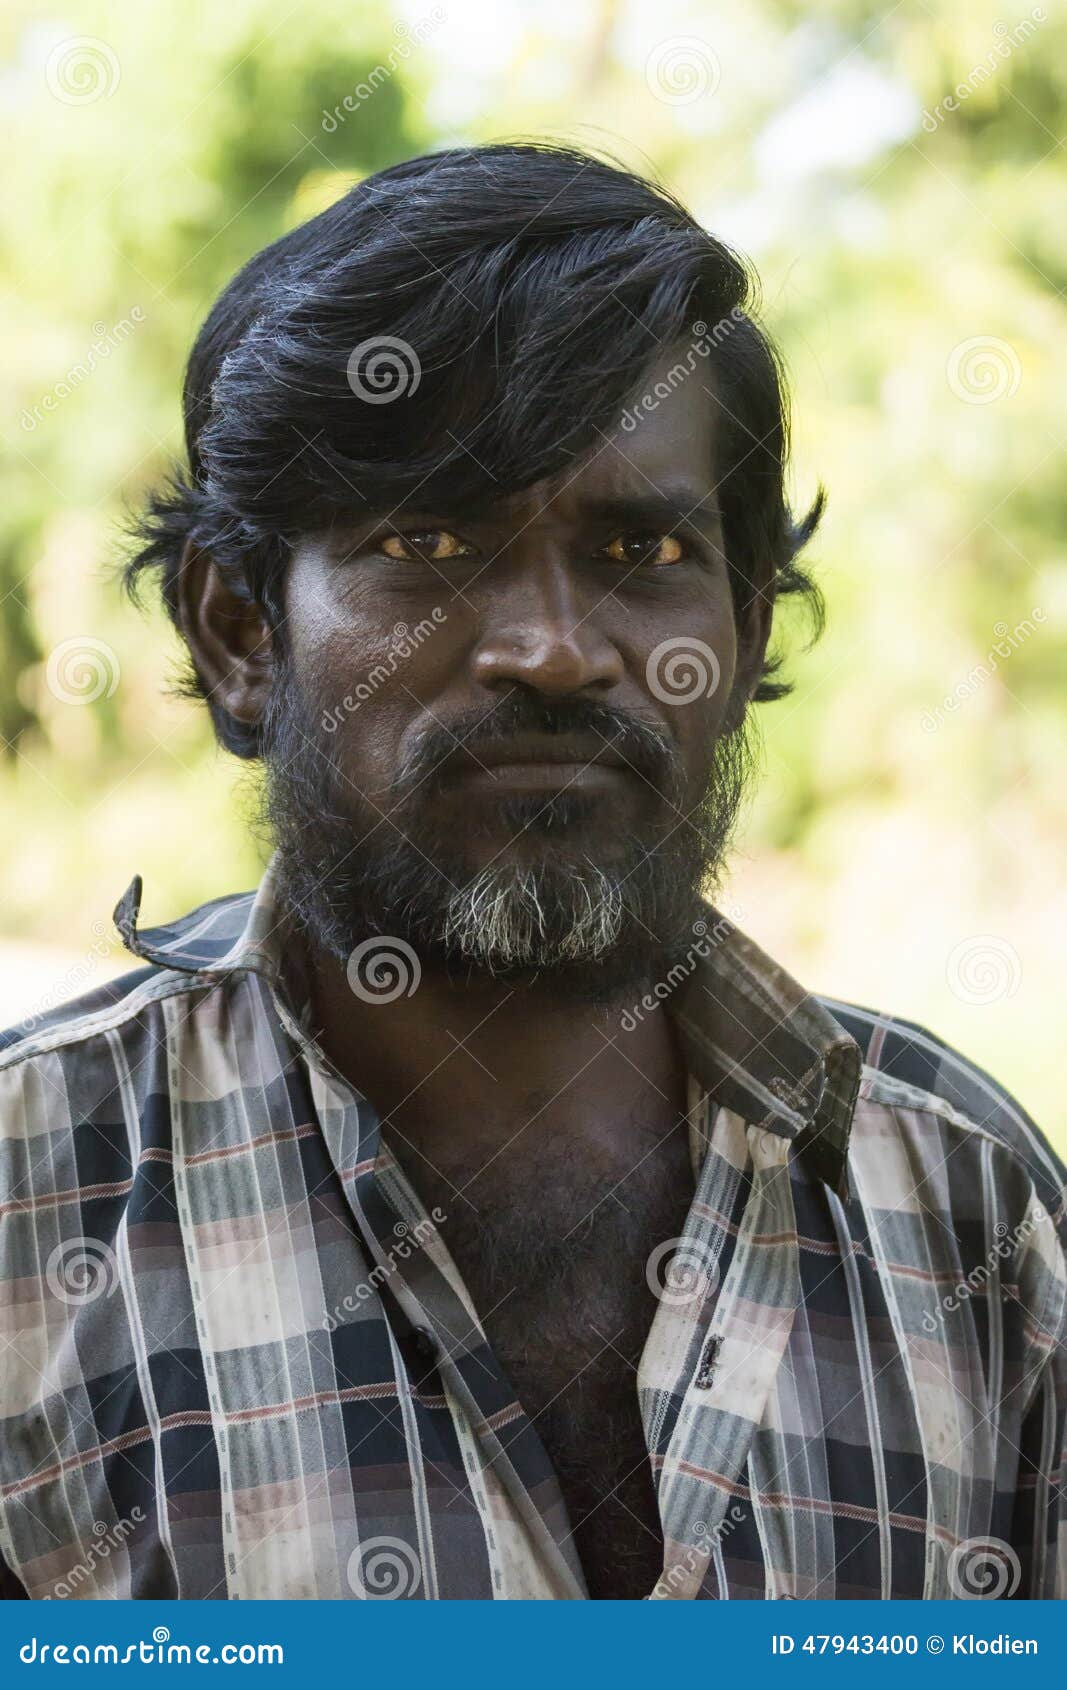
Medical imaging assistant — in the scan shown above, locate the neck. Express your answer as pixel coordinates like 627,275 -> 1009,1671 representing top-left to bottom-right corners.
299,944 -> 687,1172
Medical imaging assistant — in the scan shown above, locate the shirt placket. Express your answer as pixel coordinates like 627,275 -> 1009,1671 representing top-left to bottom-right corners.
297,1039 -> 588,1600
644,1109 -> 802,1599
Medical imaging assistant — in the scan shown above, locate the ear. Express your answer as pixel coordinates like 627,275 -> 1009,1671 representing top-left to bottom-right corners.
176,542 -> 275,731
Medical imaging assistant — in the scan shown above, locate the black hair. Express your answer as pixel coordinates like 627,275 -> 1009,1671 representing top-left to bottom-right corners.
125,140 -> 824,757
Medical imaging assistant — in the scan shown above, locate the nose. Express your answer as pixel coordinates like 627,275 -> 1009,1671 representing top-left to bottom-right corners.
471,557 -> 625,697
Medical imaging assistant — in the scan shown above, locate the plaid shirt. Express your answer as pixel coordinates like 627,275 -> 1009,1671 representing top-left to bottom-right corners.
0,860 -> 1063,1601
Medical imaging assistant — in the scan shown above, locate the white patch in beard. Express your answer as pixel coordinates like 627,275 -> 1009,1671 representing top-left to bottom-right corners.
441,863 -> 624,973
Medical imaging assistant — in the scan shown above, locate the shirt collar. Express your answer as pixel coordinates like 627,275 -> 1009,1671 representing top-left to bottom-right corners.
113,861 -> 861,1200
113,861 -> 287,981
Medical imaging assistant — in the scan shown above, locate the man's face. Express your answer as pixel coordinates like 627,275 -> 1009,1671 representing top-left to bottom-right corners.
246,350 -> 769,992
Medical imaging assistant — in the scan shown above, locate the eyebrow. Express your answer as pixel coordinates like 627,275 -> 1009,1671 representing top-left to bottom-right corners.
574,486 -> 722,534
334,482 -> 723,553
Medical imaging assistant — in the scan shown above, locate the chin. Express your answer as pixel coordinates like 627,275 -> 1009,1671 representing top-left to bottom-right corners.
456,834 -> 635,879
398,852 -> 701,1007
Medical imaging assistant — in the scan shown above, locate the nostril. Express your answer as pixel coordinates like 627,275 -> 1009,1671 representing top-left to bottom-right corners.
473,626 -> 624,696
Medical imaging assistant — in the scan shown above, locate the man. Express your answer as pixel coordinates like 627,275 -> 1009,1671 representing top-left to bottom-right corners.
1,143 -> 1063,1602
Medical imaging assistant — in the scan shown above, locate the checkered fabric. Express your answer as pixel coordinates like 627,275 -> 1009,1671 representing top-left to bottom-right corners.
0,860 -> 1062,1599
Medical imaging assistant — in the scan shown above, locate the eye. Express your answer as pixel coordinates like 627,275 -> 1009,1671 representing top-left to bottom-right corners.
380,529 -> 475,562
600,532 -> 686,568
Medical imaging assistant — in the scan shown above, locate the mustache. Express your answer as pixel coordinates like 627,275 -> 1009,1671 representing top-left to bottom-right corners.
393,690 -> 681,797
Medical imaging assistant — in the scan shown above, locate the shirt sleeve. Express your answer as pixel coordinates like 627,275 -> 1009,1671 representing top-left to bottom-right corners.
1009,1342 -> 1065,1598
1008,1174 -> 1067,1600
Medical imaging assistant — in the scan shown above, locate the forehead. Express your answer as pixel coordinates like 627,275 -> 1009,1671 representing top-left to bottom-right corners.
309,345 -> 723,559
473,343 -> 720,524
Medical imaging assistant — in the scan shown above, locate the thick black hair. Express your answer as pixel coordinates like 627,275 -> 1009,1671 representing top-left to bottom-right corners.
125,141 -> 824,757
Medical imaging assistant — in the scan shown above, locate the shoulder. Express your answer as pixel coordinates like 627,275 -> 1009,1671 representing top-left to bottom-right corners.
822,993 -> 1066,1258
0,963 -> 229,1190
0,960 -> 206,1074
824,996 -> 1063,1179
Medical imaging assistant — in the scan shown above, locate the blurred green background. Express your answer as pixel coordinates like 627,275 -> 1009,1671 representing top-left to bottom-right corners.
2,0 -> 1065,1149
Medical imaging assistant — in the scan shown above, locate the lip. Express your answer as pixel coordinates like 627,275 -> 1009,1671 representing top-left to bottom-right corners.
448,760 -> 632,793
440,735 -> 635,793
449,734 -> 630,771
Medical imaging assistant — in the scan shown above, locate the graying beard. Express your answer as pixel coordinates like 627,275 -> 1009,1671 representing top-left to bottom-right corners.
441,863 -> 624,973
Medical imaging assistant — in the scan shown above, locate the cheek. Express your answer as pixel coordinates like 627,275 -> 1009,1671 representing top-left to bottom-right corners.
308,619 -> 466,789
622,585 -> 739,724
313,638 -> 414,778
284,557 -> 476,794
284,604 -> 402,772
